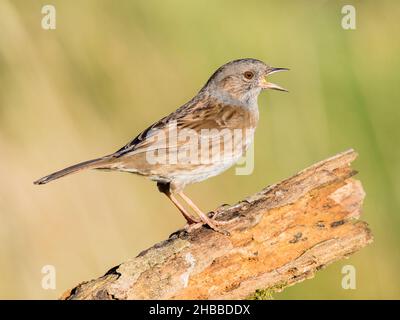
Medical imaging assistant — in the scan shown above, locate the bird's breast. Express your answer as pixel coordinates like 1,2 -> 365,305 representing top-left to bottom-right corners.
215,103 -> 259,130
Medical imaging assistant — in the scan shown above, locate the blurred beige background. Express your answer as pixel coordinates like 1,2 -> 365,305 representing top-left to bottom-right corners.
0,0 -> 399,299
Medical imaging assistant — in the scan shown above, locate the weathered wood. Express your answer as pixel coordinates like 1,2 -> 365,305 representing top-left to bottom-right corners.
62,149 -> 372,300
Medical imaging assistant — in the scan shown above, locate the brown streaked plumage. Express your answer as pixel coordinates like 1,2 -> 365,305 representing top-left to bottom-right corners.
34,58 -> 288,234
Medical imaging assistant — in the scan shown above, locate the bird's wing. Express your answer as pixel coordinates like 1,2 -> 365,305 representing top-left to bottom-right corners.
113,98 -> 254,160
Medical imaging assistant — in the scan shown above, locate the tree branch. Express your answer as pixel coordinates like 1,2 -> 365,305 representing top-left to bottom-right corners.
61,149 -> 372,300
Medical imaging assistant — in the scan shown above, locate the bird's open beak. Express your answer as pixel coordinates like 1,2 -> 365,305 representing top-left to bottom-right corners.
260,67 -> 289,92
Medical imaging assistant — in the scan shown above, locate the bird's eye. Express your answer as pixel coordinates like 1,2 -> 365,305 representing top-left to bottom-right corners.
244,71 -> 254,80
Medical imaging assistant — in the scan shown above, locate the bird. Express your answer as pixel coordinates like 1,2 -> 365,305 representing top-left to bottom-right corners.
34,58 -> 288,234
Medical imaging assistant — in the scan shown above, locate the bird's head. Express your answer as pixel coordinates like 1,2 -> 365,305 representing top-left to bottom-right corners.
204,58 -> 288,104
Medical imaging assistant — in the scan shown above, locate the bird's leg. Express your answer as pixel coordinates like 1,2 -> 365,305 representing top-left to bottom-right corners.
157,182 -> 199,225
177,192 -> 230,235
166,193 -> 199,225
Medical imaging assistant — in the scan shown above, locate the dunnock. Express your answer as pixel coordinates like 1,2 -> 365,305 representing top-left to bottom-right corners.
34,58 -> 288,234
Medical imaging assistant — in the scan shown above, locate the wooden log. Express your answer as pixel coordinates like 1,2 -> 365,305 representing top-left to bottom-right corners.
62,149 -> 372,300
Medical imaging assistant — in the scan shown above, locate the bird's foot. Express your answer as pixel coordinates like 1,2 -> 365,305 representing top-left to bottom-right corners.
208,217 -> 232,226
207,222 -> 230,236
198,217 -> 231,236
184,222 -> 203,233
184,219 -> 230,236
209,211 -> 239,226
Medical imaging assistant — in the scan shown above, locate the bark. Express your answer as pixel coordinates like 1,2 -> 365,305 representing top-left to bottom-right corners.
61,149 -> 372,300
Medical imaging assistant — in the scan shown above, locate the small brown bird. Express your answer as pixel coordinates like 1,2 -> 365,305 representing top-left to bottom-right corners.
34,58 -> 288,234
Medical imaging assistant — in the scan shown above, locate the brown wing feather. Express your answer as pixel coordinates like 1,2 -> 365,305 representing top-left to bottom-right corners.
117,99 -> 255,156
109,97 -> 258,177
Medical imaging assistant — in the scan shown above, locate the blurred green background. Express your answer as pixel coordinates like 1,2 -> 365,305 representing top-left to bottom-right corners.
0,0 -> 399,299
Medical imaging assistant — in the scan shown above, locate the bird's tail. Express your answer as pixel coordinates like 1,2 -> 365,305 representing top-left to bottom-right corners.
33,156 -> 113,185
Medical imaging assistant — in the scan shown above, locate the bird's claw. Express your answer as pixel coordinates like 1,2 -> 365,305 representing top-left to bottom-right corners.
184,220 -> 230,236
